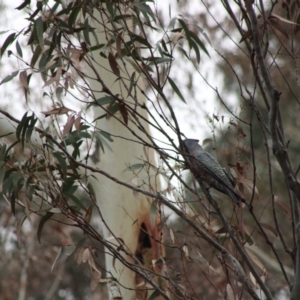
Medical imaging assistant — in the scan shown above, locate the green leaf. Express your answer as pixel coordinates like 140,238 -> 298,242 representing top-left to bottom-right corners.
0,70 -> 19,85
113,14 -> 132,22
16,40 -> 23,58
87,182 -> 96,200
124,163 -> 144,172
31,45 -> 42,67
190,30 -> 210,57
16,112 -> 37,147
35,17 -> 44,48
148,289 -> 161,300
0,161 -> 6,192
83,18 -> 91,45
0,30 -> 9,35
99,130 -> 114,142
89,43 -> 105,52
96,96 -> 115,106
178,19 -> 191,47
190,39 -> 200,64
0,32 -> 16,58
68,194 -> 86,210
148,57 -> 172,65
37,213 -> 54,244
68,6 -> 81,31
13,173 -> 24,192
71,141 -> 82,159
167,76 -> 186,103
128,72 -> 136,97
15,0 -> 31,10
107,102 -> 121,118
25,114 -> 38,143
129,31 -> 151,47
53,151 -> 67,176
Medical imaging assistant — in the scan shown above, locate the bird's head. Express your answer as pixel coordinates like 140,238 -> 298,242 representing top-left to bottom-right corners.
182,139 -> 201,154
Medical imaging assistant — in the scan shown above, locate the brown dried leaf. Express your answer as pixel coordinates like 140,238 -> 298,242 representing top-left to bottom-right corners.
90,270 -> 102,291
108,52 -> 120,77
237,176 -> 259,197
64,72 -> 74,89
19,70 -> 29,103
74,247 -> 85,264
268,17 -> 289,38
88,254 -> 101,274
43,67 -> 62,87
66,47 -> 84,54
136,280 -> 146,287
45,60 -> 57,69
41,106 -> 73,117
245,247 -> 266,274
84,204 -> 93,224
275,197 -> 291,218
259,222 -> 278,237
226,283 -> 236,300
170,228 -> 175,243
270,13 -> 300,26
62,115 -> 75,137
19,70 -> 28,89
249,271 -> 258,288
239,30 -> 252,43
82,247 -> 91,263
74,111 -> 82,131
182,245 -> 189,258
120,104 -> 128,125
171,31 -> 185,44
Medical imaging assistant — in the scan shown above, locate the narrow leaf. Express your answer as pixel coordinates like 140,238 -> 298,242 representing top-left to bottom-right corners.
120,104 -> 128,125
0,70 -> 19,85
0,32 -> 16,58
37,212 -> 53,244
167,76 -> 186,103
16,40 -> 23,58
85,204 -> 93,223
108,52 -> 120,76
35,17 -> 44,48
51,247 -> 62,273
96,96 -> 115,106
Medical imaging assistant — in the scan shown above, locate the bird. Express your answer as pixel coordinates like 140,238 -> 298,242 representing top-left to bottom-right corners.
182,139 -> 244,205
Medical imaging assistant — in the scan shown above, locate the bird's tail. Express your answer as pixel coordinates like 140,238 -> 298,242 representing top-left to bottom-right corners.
225,188 -> 245,206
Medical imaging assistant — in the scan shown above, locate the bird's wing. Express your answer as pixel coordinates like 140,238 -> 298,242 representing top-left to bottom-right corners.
196,152 -> 233,187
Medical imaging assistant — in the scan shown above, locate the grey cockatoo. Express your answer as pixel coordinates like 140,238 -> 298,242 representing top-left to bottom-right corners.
183,139 -> 244,205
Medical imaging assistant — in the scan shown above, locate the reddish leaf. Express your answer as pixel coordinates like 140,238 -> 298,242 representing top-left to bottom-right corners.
260,222 -> 278,237
120,104 -> 128,125
108,52 -> 120,76
19,70 -> 29,103
62,114 -> 75,137
41,106 -> 73,117
74,111 -> 82,131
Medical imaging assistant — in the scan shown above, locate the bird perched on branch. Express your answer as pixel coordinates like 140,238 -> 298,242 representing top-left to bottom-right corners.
182,139 -> 244,205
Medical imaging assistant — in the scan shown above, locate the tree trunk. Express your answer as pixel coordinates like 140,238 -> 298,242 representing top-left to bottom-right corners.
85,6 -> 162,299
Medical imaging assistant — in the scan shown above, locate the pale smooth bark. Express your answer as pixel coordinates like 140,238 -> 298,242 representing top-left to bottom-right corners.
85,7 -> 162,299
